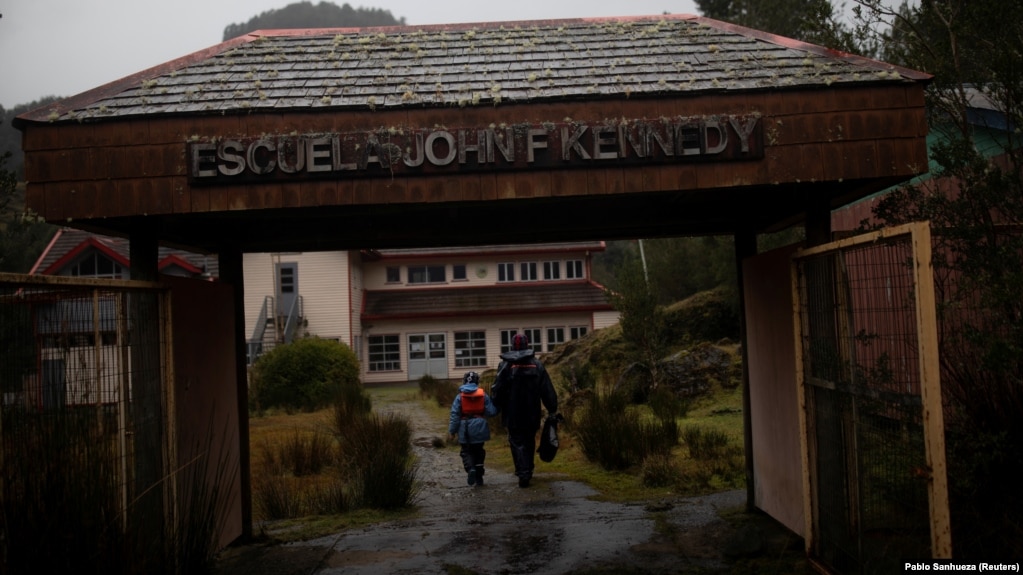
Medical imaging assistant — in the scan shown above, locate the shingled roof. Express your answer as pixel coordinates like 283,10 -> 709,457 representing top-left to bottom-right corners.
362,281 -> 611,320
18,14 -> 928,125
30,228 -> 220,278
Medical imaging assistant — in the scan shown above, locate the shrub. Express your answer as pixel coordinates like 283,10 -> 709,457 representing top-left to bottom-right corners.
306,477 -> 355,515
573,390 -> 679,471
337,412 -> 419,509
254,475 -> 303,520
641,457 -> 681,488
558,360 -> 598,392
418,374 -> 459,408
250,337 -> 361,412
648,386 -> 689,421
261,430 -> 334,477
681,425 -> 732,460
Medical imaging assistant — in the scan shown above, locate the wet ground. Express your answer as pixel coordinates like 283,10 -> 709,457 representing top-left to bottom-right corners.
215,399 -> 807,575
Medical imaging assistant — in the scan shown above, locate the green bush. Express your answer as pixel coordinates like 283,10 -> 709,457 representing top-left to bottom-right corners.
250,337 -> 361,412
338,412 -> 419,509
418,374 -> 459,408
681,425 -> 732,460
573,390 -> 679,471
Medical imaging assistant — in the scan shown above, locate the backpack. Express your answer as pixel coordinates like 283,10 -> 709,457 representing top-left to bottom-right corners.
460,388 -> 486,417
491,356 -> 540,409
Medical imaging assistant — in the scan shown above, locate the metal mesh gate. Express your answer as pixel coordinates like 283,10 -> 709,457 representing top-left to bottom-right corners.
791,222 -> 951,574
0,273 -> 175,573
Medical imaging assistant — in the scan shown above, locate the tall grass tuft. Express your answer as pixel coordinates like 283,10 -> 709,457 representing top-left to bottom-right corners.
648,386 -> 690,421
573,390 -> 679,471
681,425 -> 732,460
255,475 -> 304,520
1,408 -> 235,575
306,477 -> 355,515
337,412 -> 420,509
418,374 -> 459,408
266,429 -> 334,477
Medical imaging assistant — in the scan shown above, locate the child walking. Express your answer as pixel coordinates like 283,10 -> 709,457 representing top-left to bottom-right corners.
448,371 -> 498,486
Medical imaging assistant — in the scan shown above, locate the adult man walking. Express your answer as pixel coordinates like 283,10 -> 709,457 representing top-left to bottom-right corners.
491,333 -> 558,487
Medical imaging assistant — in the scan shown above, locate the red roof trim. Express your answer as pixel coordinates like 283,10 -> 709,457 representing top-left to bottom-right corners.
41,237 -> 130,275
28,228 -> 64,274
159,254 -> 202,274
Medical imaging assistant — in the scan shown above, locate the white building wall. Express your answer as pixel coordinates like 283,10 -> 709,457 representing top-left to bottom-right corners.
296,251 -> 350,341
242,253 -> 276,341
244,251 -> 351,343
592,310 -> 621,330
361,311 -> 596,384
362,252 -> 592,290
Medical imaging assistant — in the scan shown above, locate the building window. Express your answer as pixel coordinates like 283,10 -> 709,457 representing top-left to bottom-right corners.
501,328 -> 542,353
523,328 -> 542,351
543,261 -> 561,280
386,266 -> 401,283
66,253 -> 125,279
570,326 -> 588,340
546,327 -> 565,352
368,335 -> 400,371
408,265 -> 445,284
452,264 -> 467,281
454,330 -> 487,367
520,262 -> 537,281
566,260 -> 584,279
498,262 -> 515,282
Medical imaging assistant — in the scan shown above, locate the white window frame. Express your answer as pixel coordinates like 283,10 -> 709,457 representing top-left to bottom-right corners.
546,327 -> 566,352
570,326 -> 588,340
498,262 -> 515,282
454,330 -> 487,367
543,261 -> 561,280
499,328 -> 541,353
368,334 -> 401,372
566,259 -> 584,279
407,264 -> 446,284
385,266 -> 401,283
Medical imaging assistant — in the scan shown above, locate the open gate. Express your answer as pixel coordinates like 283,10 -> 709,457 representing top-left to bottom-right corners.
791,222 -> 951,573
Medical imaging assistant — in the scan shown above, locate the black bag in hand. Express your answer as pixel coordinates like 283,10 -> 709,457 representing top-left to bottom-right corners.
537,413 -> 562,463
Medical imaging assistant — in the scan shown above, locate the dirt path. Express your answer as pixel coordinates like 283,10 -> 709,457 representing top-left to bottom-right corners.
215,396 -> 803,575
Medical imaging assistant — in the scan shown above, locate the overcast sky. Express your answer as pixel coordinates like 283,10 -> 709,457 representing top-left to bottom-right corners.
0,1 -> 700,109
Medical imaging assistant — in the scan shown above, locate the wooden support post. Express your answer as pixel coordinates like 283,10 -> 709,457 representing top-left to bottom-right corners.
733,229 -> 757,512
219,248 -> 253,540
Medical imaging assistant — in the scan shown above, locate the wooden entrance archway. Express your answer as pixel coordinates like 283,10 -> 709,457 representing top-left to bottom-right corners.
15,13 -> 932,545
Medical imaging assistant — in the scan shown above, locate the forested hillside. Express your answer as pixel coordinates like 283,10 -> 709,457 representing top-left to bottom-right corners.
222,1 -> 405,40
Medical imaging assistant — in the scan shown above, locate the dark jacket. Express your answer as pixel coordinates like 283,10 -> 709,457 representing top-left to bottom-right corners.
491,348 -> 558,432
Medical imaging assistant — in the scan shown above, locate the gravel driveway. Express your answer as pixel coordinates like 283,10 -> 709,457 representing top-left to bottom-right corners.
215,395 -> 805,575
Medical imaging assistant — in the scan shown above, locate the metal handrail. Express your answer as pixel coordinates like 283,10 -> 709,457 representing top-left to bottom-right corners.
246,296 -> 273,364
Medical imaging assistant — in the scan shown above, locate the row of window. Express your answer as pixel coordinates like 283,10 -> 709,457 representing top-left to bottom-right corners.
386,259 -> 584,285
366,326 -> 588,372
497,260 -> 584,282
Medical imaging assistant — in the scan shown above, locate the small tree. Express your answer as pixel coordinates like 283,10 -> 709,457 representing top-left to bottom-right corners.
605,257 -> 668,388
853,0 -> 1023,557
250,337 -> 361,412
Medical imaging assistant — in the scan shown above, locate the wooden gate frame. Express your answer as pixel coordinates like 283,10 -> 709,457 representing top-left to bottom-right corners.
790,221 -> 952,562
